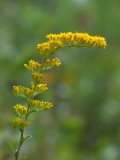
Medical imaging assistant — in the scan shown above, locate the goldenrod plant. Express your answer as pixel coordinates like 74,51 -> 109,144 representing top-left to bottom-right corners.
9,32 -> 106,160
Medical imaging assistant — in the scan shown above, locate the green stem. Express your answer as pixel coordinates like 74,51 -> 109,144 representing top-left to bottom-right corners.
15,100 -> 31,160
64,45 -> 90,48
25,103 -> 31,122
15,130 -> 24,160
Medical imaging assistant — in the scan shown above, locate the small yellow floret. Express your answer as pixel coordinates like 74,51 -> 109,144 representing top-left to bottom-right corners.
14,105 -> 27,115
29,100 -> 53,110
13,118 -> 30,129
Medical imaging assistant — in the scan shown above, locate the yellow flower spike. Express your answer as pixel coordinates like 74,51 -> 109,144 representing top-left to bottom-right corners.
35,84 -> 48,93
50,58 -> 61,68
31,72 -> 44,83
46,32 -> 106,48
14,105 -> 27,115
13,118 -> 30,129
12,31 -> 106,159
29,100 -> 53,110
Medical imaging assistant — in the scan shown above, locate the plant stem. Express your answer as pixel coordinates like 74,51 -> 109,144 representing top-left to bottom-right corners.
15,103 -> 30,160
15,130 -> 24,160
25,104 -> 30,122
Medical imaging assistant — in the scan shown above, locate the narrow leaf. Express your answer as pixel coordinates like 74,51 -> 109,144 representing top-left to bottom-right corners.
24,135 -> 32,142
8,143 -> 14,153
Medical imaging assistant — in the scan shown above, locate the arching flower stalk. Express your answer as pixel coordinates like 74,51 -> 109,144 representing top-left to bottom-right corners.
10,32 -> 106,160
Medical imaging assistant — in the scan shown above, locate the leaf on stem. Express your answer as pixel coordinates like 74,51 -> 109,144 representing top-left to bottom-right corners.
8,143 -> 14,153
24,135 -> 32,142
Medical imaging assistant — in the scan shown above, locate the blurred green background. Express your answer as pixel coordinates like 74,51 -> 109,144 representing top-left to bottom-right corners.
0,0 -> 120,159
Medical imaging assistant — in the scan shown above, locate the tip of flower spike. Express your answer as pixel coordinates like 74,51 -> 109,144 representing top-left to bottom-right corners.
45,32 -> 107,49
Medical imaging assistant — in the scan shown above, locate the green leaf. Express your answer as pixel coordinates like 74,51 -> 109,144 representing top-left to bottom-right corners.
24,135 -> 32,142
21,157 -> 27,160
8,143 -> 14,153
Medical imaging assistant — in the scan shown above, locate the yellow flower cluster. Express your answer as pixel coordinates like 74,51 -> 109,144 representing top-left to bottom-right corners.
41,58 -> 61,69
14,105 -> 27,115
46,32 -> 106,48
50,58 -> 61,68
24,60 -> 42,72
31,72 -> 44,83
13,86 -> 34,97
37,41 -> 62,56
29,100 -> 53,110
35,84 -> 48,93
13,118 -> 30,129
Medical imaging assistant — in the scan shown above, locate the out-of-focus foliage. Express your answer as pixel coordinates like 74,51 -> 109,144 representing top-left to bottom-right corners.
0,0 -> 120,159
